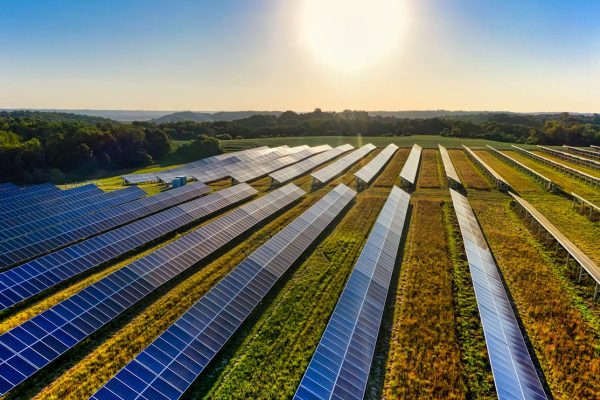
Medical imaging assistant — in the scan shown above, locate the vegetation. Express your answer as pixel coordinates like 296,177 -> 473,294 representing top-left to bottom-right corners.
379,200 -> 466,399
417,149 -> 442,188
448,149 -> 491,189
471,196 -> 600,398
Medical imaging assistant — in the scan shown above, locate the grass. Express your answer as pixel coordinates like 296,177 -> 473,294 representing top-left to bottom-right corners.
448,149 -> 491,190
417,149 -> 442,189
471,195 -> 600,399
378,200 -> 466,399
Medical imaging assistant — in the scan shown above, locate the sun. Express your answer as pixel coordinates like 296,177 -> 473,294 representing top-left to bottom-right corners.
300,0 -> 406,73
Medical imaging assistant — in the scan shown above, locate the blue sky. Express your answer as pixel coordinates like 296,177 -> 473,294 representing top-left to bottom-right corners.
1,0 -> 598,112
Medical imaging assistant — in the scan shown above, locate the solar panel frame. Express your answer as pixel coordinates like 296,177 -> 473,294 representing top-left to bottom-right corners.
294,186 -> 410,400
0,184 -> 306,396
438,145 -> 462,188
91,184 -> 356,400
269,144 -> 352,185
450,189 -> 547,400
354,144 -> 398,187
398,144 -> 422,187
0,183 -> 211,269
311,144 -> 376,185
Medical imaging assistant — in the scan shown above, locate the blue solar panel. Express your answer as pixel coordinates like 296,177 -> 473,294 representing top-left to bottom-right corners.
0,184 -> 103,220
91,184 -> 356,400
0,184 -> 258,310
0,182 -> 211,269
0,184 -> 306,396
450,189 -> 547,400
0,183 -> 59,203
0,186 -> 145,240
294,186 -> 410,400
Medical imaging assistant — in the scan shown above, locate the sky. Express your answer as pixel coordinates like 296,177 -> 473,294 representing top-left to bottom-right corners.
0,0 -> 599,112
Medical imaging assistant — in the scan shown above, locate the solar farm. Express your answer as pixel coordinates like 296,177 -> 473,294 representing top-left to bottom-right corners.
0,142 -> 599,400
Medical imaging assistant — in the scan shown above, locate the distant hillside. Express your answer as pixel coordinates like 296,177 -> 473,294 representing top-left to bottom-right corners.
151,111 -> 282,123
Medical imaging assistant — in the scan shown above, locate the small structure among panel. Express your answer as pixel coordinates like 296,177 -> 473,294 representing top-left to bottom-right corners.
311,144 -> 376,186
91,184 -> 356,400
294,186 -> 410,400
354,143 -> 398,190
463,145 -> 512,191
450,189 -> 547,400
438,144 -> 461,189
398,144 -> 422,188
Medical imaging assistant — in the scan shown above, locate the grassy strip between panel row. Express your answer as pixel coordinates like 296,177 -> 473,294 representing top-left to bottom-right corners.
448,150 -> 491,190
417,149 -> 442,189
378,200 -> 466,399
472,196 -> 600,399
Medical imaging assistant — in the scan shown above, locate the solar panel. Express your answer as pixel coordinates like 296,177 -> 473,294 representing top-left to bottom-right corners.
538,145 -> 600,171
0,186 -> 146,239
486,146 -> 559,193
399,144 -> 422,187
0,184 -> 103,220
91,184 -> 356,400
354,144 -> 398,188
0,183 -> 18,195
0,183 -> 306,396
270,144 -> 353,185
0,184 -> 259,311
463,145 -> 512,191
0,182 -> 211,269
311,144 -> 376,185
449,189 -> 547,400
295,186 -> 410,400
512,145 -> 600,187
438,145 -> 462,188
563,145 -> 600,161
0,183 -> 59,204
230,146 -> 331,183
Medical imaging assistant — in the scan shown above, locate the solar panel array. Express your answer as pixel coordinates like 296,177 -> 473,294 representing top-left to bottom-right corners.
122,146 -> 271,184
450,189 -> 547,400
0,183 -> 18,193
311,144 -> 376,185
0,184 -> 258,311
92,184 -> 356,400
0,186 -> 146,240
463,145 -> 512,191
0,184 -> 306,395
0,183 -> 59,203
295,186 -> 410,400
0,184 -> 103,218
486,146 -> 559,193
538,145 -> 600,171
230,146 -> 331,183
270,144 -> 353,184
399,144 -> 422,187
512,145 -> 600,187
438,145 -> 462,188
563,145 -> 600,161
0,182 -> 210,269
354,143 -> 398,187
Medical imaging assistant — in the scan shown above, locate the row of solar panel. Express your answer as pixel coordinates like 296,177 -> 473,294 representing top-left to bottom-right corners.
295,186 -> 410,400
450,189 -> 547,400
0,182 -> 210,269
0,186 -> 146,239
0,183 -> 59,203
539,145 -> 600,170
438,145 -> 462,188
92,184 -> 355,400
311,144 -> 376,184
0,183 -> 307,395
398,144 -> 422,187
563,145 -> 600,161
270,144 -> 354,184
463,145 -> 512,191
0,184 -> 258,311
354,143 -> 398,186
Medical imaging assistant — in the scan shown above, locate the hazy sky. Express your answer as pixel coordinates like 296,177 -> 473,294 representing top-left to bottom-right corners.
1,0 -> 599,112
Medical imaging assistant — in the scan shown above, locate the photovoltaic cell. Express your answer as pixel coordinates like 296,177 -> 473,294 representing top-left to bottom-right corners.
354,144 -> 398,186
91,184 -> 356,400
398,144 -> 422,187
450,189 -> 547,400
294,186 -> 410,400
0,182 -> 210,269
0,184 -> 258,311
438,145 -> 461,188
311,144 -> 376,184
269,144 -> 353,184
0,186 -> 146,239
0,183 -> 306,396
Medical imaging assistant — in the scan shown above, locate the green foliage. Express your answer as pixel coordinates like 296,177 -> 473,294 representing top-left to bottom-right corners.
170,134 -> 223,163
